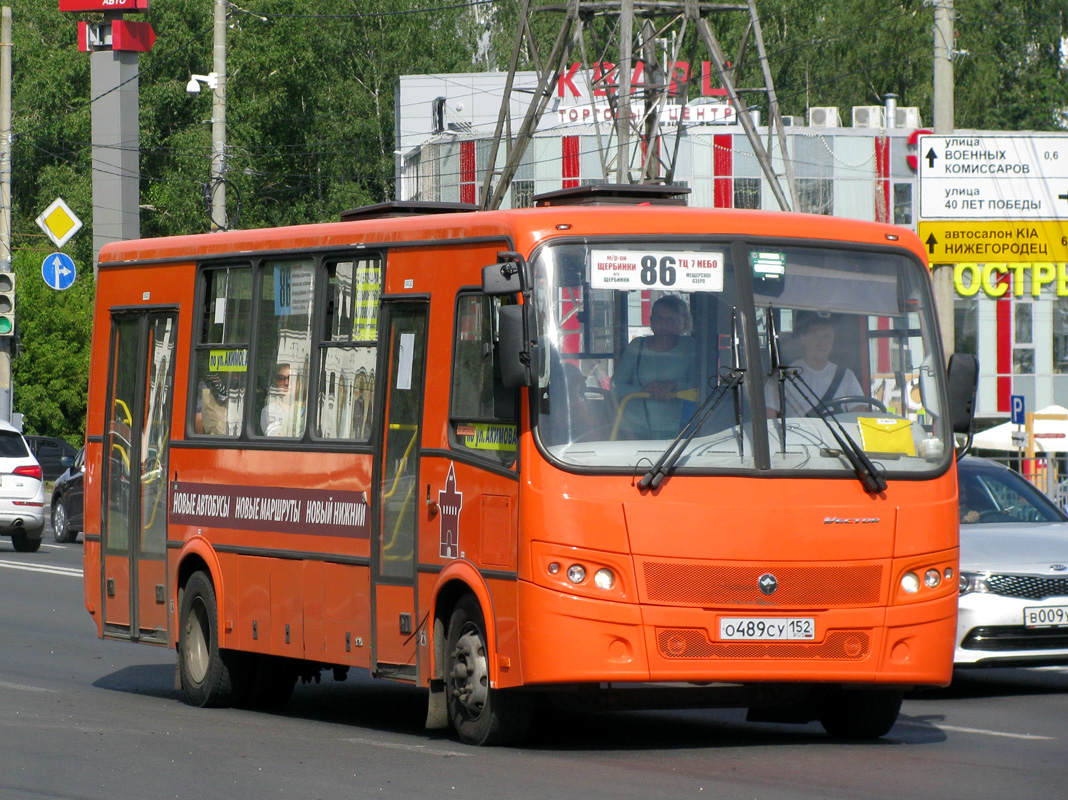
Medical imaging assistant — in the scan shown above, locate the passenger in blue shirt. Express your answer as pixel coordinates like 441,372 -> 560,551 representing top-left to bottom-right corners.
611,295 -> 697,439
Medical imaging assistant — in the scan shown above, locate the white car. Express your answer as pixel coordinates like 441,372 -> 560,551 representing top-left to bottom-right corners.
0,419 -> 46,553
956,457 -> 1068,666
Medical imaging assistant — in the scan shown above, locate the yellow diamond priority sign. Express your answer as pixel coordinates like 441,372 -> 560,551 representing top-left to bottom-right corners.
35,198 -> 83,249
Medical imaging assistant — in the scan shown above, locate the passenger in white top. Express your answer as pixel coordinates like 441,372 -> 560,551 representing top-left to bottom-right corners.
766,311 -> 864,418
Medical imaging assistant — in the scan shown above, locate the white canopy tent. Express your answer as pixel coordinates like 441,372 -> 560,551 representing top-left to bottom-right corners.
972,404 -> 1068,453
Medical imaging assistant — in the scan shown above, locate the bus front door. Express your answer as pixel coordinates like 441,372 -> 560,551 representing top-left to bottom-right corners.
100,310 -> 177,644
371,302 -> 427,680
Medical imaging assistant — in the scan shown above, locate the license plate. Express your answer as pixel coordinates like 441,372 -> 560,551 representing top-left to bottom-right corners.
719,617 -> 815,640
1023,606 -> 1068,628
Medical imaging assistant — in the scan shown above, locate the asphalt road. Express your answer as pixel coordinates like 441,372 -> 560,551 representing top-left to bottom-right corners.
2,534 -> 1067,800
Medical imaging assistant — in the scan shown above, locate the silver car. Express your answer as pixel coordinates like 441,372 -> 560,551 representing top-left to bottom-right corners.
956,457 -> 1068,666
0,419 -> 46,553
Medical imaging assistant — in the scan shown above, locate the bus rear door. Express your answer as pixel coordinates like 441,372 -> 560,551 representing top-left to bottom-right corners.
372,301 -> 428,679
100,309 -> 177,644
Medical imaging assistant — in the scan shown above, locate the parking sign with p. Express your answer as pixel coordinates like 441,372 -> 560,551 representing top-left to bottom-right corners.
1010,394 -> 1025,425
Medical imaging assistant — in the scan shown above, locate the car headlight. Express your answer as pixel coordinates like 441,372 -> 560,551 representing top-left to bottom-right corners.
958,571 -> 991,595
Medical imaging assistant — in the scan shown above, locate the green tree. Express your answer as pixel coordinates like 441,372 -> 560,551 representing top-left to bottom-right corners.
11,248 -> 94,444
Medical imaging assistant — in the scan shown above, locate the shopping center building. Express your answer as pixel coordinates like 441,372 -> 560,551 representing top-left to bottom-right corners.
395,71 -> 1068,421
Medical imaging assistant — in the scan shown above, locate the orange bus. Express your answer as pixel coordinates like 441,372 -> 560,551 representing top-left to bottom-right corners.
83,186 -> 977,745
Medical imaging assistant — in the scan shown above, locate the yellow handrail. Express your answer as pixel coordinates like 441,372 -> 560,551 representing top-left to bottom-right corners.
382,424 -> 418,500
609,387 -> 699,440
381,423 -> 420,560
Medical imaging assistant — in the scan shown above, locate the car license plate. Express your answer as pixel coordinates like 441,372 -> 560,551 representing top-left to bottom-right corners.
719,617 -> 815,640
1023,606 -> 1068,628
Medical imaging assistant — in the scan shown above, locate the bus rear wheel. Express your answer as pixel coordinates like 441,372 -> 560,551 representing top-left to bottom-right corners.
445,594 -> 532,746
817,687 -> 903,740
178,571 -> 246,707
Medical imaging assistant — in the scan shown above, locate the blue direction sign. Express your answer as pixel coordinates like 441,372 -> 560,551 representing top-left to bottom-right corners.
1010,394 -> 1025,425
42,252 -> 77,291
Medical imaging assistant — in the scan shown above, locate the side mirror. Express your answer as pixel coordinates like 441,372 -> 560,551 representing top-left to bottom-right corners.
947,353 -> 979,435
60,455 -> 74,469
498,304 -> 538,388
481,251 -> 527,296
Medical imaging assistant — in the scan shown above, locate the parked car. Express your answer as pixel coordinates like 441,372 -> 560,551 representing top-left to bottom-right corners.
51,447 -> 85,544
957,457 -> 1068,666
25,435 -> 78,482
0,419 -> 46,552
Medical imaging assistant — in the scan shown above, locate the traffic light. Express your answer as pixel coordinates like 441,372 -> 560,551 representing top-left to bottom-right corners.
0,272 -> 14,336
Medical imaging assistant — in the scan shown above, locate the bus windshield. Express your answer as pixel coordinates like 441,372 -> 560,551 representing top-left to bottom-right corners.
532,239 -> 950,478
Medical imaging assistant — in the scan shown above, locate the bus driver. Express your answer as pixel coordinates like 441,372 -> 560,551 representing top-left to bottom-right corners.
766,311 -> 864,418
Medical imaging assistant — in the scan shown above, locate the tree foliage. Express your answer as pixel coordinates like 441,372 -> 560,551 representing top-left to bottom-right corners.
6,1 -> 1068,441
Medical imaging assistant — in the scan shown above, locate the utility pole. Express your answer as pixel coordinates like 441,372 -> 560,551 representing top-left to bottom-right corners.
932,0 -> 955,356
0,6 -> 12,423
210,0 -> 227,230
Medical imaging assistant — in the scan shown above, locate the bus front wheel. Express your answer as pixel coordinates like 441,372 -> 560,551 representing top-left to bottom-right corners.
445,594 -> 532,746
817,687 -> 903,739
178,571 -> 245,708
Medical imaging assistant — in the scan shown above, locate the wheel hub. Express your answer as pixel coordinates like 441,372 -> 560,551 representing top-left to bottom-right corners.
449,627 -> 489,718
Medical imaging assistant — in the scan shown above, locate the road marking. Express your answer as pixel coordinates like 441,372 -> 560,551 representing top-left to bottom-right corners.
341,737 -> 471,757
933,724 -> 1055,741
0,559 -> 82,578
0,681 -> 58,694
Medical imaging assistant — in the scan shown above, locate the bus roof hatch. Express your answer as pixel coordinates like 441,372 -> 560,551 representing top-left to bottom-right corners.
532,184 -> 690,207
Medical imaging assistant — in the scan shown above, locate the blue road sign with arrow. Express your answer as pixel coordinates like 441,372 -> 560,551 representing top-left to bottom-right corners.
42,252 -> 77,291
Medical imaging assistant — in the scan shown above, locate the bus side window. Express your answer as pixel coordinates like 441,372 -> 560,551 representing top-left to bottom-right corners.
316,256 -> 381,440
256,259 -> 315,438
193,266 -> 251,437
449,294 -> 517,466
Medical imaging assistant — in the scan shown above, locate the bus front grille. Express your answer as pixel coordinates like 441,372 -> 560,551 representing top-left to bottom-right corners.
641,562 -> 883,607
656,628 -> 871,660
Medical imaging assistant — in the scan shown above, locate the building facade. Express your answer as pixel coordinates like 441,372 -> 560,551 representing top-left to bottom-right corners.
395,72 -> 1068,421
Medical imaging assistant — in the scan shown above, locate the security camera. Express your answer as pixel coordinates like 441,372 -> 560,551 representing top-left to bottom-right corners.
186,73 -> 218,98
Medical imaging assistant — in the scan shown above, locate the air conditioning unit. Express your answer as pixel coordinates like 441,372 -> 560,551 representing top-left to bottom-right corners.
852,105 -> 886,128
780,115 -> 803,127
807,107 -> 840,127
895,107 -> 923,129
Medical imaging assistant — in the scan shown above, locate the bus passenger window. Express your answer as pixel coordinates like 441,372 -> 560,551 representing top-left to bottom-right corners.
193,266 -> 251,437
316,257 -> 381,440
449,294 -> 517,465
256,259 -> 315,438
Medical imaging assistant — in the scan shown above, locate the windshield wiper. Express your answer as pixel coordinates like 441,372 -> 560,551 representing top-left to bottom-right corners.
766,306 -> 788,454
639,309 -> 746,491
782,372 -> 888,495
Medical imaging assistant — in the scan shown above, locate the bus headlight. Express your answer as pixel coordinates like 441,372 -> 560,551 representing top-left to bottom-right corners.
924,568 -> 942,588
901,571 -> 920,594
567,564 -> 587,584
593,568 -> 615,590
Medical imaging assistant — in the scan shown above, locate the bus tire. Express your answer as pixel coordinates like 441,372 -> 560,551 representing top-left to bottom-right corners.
178,571 -> 243,708
445,594 -> 532,746
817,687 -> 903,740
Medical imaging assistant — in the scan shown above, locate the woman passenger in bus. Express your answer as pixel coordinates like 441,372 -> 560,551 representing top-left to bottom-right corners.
765,311 -> 864,418
611,295 -> 697,439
